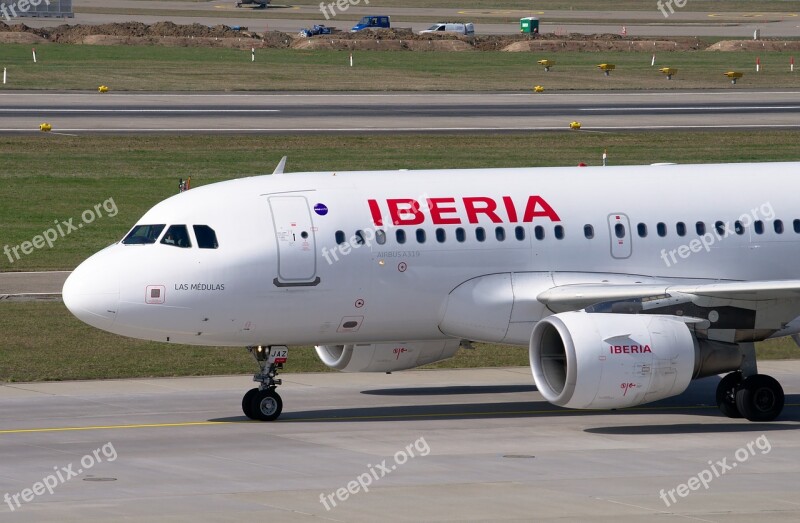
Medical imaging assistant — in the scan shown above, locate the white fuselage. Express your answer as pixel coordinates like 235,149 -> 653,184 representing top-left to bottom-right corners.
63,162 -> 800,347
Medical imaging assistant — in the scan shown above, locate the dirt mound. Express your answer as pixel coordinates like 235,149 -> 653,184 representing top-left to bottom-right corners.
293,39 -> 405,51
406,40 -> 473,51
2,21 -> 782,53
0,32 -> 47,44
0,21 -> 278,44
80,35 -> 266,49
261,31 -> 292,48
708,40 -> 800,51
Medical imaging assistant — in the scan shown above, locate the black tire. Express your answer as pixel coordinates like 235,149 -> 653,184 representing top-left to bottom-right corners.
736,374 -> 784,422
242,388 -> 259,420
716,372 -> 743,418
251,389 -> 283,421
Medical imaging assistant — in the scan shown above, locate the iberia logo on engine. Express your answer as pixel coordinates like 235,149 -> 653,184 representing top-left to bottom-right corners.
609,345 -> 652,354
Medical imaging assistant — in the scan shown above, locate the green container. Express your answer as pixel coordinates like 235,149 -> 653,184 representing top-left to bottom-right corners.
520,17 -> 539,33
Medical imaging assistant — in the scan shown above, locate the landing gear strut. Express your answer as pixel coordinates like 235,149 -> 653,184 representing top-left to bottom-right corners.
715,371 -> 743,419
242,345 -> 287,421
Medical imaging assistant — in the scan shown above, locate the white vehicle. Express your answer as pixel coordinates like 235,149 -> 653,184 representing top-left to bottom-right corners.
65,160 -> 798,422
419,22 -> 474,35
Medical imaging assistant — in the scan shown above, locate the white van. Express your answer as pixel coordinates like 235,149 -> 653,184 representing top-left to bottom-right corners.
419,22 -> 475,36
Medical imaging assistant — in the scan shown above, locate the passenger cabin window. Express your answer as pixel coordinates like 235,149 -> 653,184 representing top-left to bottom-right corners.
515,226 -> 525,241
376,229 -> 386,245
696,222 -> 706,235
396,230 -> 406,244
161,225 -> 191,248
495,227 -> 506,241
754,220 -> 764,235
416,228 -> 426,243
456,227 -> 466,242
794,219 -> 800,233
436,228 -> 446,243
193,225 -> 218,249
637,223 -> 647,238
676,222 -> 687,237
584,225 -> 594,239
476,227 -> 486,242
614,223 -> 625,239
774,220 -> 784,234
735,221 -> 745,235
335,230 -> 346,245
554,225 -> 564,240
715,221 -> 726,236
355,230 -> 366,245
657,222 -> 667,237
535,226 -> 545,240
123,224 -> 165,245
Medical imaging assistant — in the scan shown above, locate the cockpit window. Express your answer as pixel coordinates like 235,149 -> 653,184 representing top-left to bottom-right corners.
161,225 -> 192,248
193,225 -> 219,249
122,224 -> 165,245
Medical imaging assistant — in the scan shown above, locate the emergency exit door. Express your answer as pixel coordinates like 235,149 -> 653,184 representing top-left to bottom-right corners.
269,195 -> 319,286
608,213 -> 632,259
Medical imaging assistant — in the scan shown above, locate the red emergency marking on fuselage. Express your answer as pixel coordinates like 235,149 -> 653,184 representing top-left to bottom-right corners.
367,196 -> 560,226
393,347 -> 409,360
609,345 -> 652,354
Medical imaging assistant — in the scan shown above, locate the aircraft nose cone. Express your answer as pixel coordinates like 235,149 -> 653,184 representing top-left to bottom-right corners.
63,256 -> 120,331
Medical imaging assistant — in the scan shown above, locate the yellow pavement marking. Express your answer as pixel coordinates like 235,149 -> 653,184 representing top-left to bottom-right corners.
2,403 -> 796,435
0,421 -> 235,434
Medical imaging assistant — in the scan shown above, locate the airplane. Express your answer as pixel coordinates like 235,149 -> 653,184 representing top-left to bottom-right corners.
63,159 -> 800,422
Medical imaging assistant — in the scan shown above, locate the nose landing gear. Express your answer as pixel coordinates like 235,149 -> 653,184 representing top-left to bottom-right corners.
242,345 -> 287,421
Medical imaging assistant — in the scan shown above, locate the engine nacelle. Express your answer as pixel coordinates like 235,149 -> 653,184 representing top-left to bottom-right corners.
529,312 -> 742,410
315,340 -> 461,372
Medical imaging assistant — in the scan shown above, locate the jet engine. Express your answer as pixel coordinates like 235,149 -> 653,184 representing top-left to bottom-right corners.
529,311 -> 743,409
315,340 -> 461,372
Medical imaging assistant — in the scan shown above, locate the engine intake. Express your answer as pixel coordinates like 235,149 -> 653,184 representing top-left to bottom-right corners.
530,312 -> 743,409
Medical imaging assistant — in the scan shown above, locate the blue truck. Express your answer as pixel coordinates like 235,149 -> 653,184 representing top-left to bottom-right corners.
299,25 -> 333,37
351,15 -> 390,32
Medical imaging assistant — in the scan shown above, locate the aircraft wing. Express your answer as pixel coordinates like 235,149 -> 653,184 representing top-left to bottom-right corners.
536,279 -> 800,342
538,280 -> 800,312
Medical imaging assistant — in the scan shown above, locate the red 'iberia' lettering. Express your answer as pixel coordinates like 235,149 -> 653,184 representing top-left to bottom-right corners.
609,345 -> 652,354
367,196 -> 560,226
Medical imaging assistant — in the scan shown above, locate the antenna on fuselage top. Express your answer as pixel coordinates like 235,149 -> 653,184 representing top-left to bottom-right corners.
273,156 -> 288,175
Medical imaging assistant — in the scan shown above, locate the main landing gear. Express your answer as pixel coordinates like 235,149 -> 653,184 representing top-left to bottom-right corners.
716,372 -> 784,422
242,345 -> 288,421
715,343 -> 785,421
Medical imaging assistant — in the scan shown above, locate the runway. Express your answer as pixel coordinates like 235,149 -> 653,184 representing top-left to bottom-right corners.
2,90 -> 800,134
0,271 -> 69,299
1,364 -> 799,521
